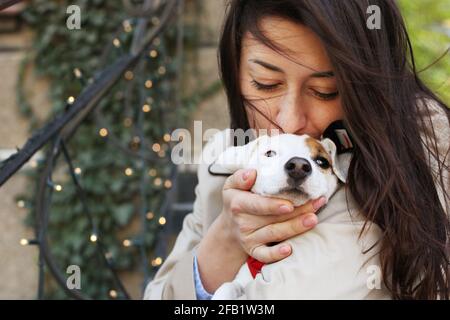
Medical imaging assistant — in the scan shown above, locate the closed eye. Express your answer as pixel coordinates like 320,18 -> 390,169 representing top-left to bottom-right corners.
251,80 -> 280,92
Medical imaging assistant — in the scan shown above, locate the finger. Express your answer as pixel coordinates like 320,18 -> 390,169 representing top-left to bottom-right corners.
227,190 -> 294,216
250,242 -> 292,264
248,213 -> 318,248
292,196 -> 327,215
223,169 -> 257,191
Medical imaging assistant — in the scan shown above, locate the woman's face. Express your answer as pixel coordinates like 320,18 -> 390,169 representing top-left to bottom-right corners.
240,17 -> 343,139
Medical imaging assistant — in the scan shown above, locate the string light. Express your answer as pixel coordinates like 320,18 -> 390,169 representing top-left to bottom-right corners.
113,38 -> 121,48
122,239 -> 132,247
74,167 -> 82,175
99,128 -> 109,137
153,37 -> 161,46
152,143 -> 161,152
164,180 -> 172,189
158,217 -> 166,225
123,117 -> 133,127
157,150 -> 165,158
163,134 -> 171,142
144,80 -> 153,88
124,70 -> 134,81
17,200 -> 25,208
124,168 -> 134,176
158,66 -> 166,75
20,239 -> 38,246
148,169 -> 157,177
73,68 -> 82,78
146,211 -> 154,220
149,50 -> 158,58
105,252 -> 113,260
151,257 -> 163,267
54,184 -> 63,192
151,17 -> 160,26
67,96 -> 75,104
90,233 -> 98,243
142,104 -> 151,113
132,136 -> 140,143
122,20 -> 132,33
154,178 -> 162,186
109,290 -> 118,299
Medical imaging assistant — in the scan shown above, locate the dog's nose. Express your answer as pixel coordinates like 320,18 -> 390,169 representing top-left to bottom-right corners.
284,157 -> 312,180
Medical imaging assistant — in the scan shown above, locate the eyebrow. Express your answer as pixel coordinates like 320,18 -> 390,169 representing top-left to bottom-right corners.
248,59 -> 334,78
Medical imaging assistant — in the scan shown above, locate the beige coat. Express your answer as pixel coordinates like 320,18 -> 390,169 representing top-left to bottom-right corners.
144,100 -> 449,300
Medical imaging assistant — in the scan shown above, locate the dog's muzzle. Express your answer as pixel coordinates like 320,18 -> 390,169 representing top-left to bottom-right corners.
284,157 -> 312,185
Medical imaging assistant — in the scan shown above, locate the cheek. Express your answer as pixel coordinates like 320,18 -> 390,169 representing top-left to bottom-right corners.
308,99 -> 343,135
245,101 -> 280,131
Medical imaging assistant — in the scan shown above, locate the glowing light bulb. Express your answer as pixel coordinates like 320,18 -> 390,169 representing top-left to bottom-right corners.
151,257 -> 163,267
145,80 -> 153,88
109,290 -> 118,298
99,128 -> 108,137
164,180 -> 172,189
90,234 -> 98,242
124,70 -> 134,80
163,134 -> 171,142
152,143 -> 161,152
142,104 -> 151,113
149,50 -> 158,58
122,239 -> 132,247
154,178 -> 162,186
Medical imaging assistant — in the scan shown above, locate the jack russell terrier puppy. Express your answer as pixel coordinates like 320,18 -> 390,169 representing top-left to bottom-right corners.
210,133 -> 350,300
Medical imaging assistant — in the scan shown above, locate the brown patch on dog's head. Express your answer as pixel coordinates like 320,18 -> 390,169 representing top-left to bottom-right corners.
305,137 -> 333,172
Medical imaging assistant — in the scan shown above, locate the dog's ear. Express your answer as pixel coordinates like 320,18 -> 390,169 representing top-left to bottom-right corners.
320,138 -> 351,183
215,135 -> 269,172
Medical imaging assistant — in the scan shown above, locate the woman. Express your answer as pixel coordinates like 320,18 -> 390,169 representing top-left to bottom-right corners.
145,0 -> 449,299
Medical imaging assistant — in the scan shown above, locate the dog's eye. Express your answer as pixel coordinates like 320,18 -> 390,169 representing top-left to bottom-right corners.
315,156 -> 330,169
265,150 -> 277,157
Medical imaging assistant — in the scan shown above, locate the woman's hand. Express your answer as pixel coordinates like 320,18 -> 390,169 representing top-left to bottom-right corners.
220,168 -> 326,263
197,168 -> 326,293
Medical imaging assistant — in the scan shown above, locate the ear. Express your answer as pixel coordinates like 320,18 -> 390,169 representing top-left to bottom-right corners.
215,134 -> 269,172
320,138 -> 351,183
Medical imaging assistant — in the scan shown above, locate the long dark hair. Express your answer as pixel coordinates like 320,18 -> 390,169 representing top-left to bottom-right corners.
218,0 -> 449,299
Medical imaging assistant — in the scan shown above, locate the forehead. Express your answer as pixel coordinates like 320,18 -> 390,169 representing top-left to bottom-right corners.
260,135 -> 331,161
241,16 -> 333,73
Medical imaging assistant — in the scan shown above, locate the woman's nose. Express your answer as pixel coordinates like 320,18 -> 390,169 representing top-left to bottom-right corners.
276,90 -> 307,134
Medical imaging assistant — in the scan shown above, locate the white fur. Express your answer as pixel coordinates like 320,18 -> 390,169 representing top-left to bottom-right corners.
212,133 -> 349,299
215,134 -> 346,207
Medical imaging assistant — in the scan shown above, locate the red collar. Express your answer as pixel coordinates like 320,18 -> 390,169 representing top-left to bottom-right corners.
246,256 -> 265,278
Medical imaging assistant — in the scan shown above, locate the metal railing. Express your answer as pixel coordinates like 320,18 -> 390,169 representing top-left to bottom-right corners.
0,0 -> 183,299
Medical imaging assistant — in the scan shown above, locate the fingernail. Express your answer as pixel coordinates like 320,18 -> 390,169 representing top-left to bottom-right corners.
242,169 -> 252,181
280,245 -> 291,255
302,214 -> 318,228
279,204 -> 293,214
313,197 -> 327,210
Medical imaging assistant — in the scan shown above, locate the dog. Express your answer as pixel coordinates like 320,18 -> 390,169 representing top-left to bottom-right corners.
210,133 -> 350,299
